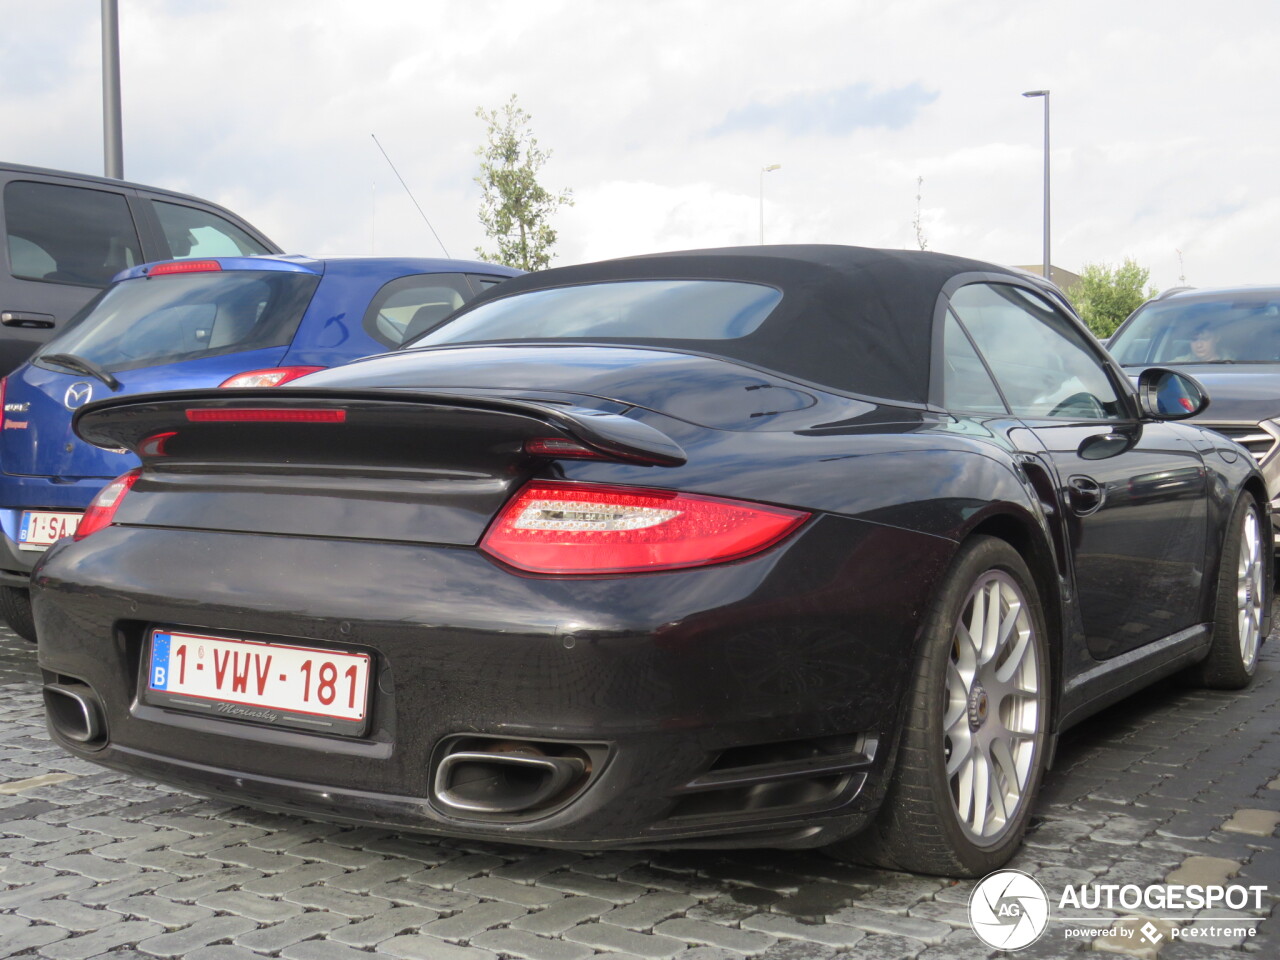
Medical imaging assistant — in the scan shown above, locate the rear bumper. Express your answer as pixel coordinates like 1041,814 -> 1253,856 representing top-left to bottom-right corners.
33,516 -> 953,849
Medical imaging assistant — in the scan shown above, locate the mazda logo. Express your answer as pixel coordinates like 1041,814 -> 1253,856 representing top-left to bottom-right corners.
64,382 -> 94,410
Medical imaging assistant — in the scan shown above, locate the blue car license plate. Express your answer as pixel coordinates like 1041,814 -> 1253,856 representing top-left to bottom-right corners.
18,510 -> 82,550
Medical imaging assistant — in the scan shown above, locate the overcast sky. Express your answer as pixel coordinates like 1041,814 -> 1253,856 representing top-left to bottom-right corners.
4,0 -> 1278,291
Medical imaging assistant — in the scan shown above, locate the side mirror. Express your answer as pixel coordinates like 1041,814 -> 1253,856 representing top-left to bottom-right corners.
1135,367 -> 1209,420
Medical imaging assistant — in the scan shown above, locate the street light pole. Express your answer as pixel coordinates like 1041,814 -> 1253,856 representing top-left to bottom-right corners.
759,163 -> 780,244
1022,90 -> 1050,281
102,0 -> 123,179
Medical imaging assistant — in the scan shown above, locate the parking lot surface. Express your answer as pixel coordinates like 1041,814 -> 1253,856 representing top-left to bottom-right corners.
2,615 -> 1278,960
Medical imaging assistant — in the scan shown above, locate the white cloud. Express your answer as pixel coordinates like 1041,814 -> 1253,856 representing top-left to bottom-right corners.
2,0 -> 1279,290
564,180 -> 766,262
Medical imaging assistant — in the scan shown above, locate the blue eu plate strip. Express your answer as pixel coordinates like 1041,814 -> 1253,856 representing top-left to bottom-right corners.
149,632 -> 172,690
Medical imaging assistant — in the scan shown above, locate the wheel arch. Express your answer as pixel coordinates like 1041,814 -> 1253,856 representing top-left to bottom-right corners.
1241,476 -> 1270,541
852,520 -> 1060,874
1240,476 -> 1270,539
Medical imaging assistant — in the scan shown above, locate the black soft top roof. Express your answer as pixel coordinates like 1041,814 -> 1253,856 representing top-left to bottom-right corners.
453,244 -> 1019,404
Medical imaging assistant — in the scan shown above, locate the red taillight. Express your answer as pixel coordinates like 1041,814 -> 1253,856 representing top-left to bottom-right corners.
219,366 -> 326,388
185,408 -> 346,423
74,469 -> 142,540
148,260 -> 223,276
524,437 -> 612,460
480,481 -> 809,574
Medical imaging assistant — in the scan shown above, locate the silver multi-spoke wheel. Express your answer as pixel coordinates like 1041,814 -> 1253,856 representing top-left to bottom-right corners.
944,570 -> 1041,844
1236,504 -> 1264,672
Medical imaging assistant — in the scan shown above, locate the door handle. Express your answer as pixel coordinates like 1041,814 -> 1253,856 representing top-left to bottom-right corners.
1066,475 -> 1104,515
1077,429 -> 1137,460
1,311 -> 55,329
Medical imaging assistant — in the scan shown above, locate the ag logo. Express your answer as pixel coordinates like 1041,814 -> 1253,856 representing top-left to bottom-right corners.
64,382 -> 93,410
968,869 -> 1050,950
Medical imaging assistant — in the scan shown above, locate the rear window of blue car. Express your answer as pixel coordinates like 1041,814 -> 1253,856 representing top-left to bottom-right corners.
33,270 -> 320,373
409,280 -> 782,347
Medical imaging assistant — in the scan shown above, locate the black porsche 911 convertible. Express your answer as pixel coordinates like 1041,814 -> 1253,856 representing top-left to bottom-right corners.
33,245 -> 1270,877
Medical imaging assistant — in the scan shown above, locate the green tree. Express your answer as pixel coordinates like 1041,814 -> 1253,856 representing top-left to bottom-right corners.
474,95 -> 573,271
1067,258 -> 1158,338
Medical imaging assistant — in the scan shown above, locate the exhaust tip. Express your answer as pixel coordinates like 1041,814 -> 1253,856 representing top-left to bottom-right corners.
431,737 -> 603,819
43,683 -> 105,745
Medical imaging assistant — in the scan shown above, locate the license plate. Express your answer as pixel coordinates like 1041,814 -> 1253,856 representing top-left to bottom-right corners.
144,630 -> 372,736
18,510 -> 81,550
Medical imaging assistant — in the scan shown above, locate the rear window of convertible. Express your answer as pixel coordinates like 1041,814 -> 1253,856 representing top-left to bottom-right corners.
410,280 -> 783,346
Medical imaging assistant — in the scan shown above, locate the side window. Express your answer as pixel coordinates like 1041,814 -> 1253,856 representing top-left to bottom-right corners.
950,283 -> 1124,421
468,274 -> 509,293
941,312 -> 1007,414
151,200 -> 271,258
4,180 -> 142,286
8,236 -> 55,278
362,274 -> 474,347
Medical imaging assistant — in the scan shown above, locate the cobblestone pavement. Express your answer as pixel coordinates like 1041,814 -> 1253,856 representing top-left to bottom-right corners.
2,617 -> 1278,960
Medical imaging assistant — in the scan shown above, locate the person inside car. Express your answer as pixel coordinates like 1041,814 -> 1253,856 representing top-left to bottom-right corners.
1175,323 -> 1231,362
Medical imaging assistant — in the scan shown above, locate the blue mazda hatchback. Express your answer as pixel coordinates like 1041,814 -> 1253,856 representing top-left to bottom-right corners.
0,254 -> 520,639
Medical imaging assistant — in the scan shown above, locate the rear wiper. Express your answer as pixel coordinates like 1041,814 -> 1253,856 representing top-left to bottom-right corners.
40,353 -> 121,391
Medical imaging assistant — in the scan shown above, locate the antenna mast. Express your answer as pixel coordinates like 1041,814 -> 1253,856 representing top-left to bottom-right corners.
371,134 -> 451,258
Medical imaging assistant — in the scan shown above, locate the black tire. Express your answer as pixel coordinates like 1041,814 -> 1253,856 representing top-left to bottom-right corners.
0,586 -> 36,643
831,536 -> 1050,877
1185,494 -> 1268,690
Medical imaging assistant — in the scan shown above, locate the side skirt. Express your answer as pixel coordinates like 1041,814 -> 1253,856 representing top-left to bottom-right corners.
1055,623 -> 1212,732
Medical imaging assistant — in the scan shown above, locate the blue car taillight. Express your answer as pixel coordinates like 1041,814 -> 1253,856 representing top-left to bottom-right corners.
218,366 -> 326,388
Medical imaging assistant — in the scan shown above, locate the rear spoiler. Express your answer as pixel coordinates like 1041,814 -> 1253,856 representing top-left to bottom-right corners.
74,387 -> 687,467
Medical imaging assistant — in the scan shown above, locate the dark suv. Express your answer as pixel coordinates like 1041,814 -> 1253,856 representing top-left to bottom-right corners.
1,163 -> 278,376
1106,285 -> 1280,547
